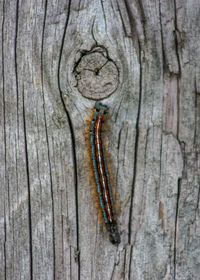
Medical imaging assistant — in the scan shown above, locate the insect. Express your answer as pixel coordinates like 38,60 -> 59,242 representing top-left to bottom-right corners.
90,102 -> 120,244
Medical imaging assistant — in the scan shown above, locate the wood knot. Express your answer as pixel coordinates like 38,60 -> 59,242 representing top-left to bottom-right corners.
73,46 -> 119,100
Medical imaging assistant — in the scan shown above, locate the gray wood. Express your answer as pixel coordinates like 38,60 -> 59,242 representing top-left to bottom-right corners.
0,0 -> 199,279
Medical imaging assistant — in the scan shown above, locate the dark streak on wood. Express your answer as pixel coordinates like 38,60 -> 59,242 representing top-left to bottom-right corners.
57,1 -> 80,279
128,41 -> 142,244
100,0 -> 107,32
116,0 -> 130,38
14,0 -> 19,129
174,178 -> 182,280
158,0 -> 167,74
128,245 -> 133,280
4,207 -> 7,280
173,0 -> 181,76
22,87 -> 33,280
40,1 -> 56,278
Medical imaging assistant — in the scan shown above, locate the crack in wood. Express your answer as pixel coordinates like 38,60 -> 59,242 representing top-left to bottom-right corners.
4,206 -> 7,280
22,87 -> 33,280
124,0 -> 146,56
57,1 -> 80,279
174,178 -> 182,280
128,41 -> 143,245
173,139 -> 186,280
128,245 -> 133,280
173,0 -> 181,76
158,0 -> 167,74
91,17 -> 98,46
100,0 -> 107,33
40,1 -> 56,278
15,0 -> 19,128
116,0 -> 131,38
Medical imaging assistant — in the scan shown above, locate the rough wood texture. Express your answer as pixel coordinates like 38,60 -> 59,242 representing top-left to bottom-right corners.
0,0 -> 199,279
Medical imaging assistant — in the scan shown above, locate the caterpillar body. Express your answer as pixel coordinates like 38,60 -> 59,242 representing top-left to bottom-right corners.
90,102 -> 120,244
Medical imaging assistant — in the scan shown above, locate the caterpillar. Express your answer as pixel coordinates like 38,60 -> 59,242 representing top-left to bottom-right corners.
90,102 -> 120,244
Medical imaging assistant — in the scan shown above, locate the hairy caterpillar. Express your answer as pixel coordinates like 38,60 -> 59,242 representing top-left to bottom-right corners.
90,102 -> 120,244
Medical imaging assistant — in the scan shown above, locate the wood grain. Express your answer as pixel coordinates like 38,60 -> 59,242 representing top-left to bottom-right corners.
0,0 -> 200,279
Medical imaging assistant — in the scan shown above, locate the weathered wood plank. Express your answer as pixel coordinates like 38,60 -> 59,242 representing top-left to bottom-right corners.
0,0 -> 200,279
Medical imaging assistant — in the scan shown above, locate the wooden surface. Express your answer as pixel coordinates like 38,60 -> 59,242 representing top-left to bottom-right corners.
0,0 -> 200,279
